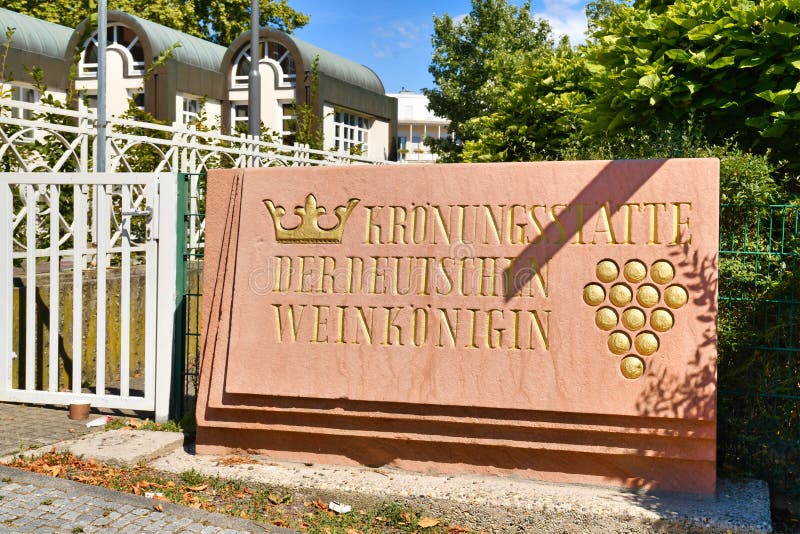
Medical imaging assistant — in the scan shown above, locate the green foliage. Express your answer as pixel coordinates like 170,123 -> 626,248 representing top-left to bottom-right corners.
6,0 -> 309,45
461,37 -> 591,162
424,0 -> 553,161
292,56 -> 323,151
715,202 -> 800,489
583,0 -> 800,167
104,417 -> 184,432
429,0 -> 800,194
196,0 -> 309,45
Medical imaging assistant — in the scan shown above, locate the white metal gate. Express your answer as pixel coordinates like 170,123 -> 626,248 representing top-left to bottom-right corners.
0,173 -> 176,420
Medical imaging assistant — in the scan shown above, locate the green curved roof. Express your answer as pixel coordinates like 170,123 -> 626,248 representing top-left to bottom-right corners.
228,28 -> 386,95
288,34 -> 385,94
110,11 -> 226,72
0,8 -> 72,59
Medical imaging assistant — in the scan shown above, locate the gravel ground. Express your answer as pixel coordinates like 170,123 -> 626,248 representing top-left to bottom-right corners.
152,446 -> 772,534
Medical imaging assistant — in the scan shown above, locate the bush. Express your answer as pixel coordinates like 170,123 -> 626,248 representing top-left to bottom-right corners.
559,121 -> 786,206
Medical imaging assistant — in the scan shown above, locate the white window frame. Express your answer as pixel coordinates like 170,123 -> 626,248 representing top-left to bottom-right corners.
231,41 -> 296,89
181,96 -> 201,126
80,24 -> 146,78
231,102 -> 249,133
9,85 -> 39,141
333,109 -> 371,154
280,101 -> 295,144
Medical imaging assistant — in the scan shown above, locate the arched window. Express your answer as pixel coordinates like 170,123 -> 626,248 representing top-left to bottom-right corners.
232,41 -> 296,87
80,24 -> 145,77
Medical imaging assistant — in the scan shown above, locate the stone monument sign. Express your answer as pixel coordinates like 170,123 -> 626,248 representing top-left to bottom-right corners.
196,160 -> 719,494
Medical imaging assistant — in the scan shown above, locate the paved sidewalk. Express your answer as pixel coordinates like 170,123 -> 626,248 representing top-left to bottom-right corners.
0,404 -> 93,456
0,465 -> 287,533
0,403 -> 145,457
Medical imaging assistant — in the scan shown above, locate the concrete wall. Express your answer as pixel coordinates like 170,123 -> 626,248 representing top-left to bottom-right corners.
11,266 -> 148,393
368,118 -> 390,161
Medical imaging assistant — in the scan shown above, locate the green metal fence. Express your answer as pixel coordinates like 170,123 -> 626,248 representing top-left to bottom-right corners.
717,203 -> 800,492
173,172 -> 800,492
172,173 -> 206,420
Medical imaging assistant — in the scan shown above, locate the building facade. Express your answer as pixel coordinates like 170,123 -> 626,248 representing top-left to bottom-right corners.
387,90 -> 450,163
1,8 -> 397,161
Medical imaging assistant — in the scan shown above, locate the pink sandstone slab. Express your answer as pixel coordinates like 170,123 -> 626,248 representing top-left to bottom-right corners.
196,160 -> 719,494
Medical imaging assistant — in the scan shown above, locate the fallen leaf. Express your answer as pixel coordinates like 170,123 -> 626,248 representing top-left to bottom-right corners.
186,484 -> 209,492
346,529 -> 362,534
401,511 -> 412,522
239,511 -> 250,519
268,494 -> 281,504
447,527 -> 472,533
127,418 -> 142,428
419,517 -> 440,528
153,504 -> 163,512
153,495 -> 169,502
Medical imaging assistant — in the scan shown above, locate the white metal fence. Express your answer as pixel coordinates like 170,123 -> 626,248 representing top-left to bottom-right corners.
0,98 -> 389,173
0,173 -> 176,419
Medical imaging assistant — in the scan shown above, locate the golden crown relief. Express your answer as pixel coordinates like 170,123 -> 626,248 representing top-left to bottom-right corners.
264,194 -> 359,244
583,259 -> 689,380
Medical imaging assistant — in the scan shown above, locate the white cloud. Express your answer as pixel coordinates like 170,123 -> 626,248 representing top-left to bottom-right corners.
370,21 -> 423,58
533,0 -> 588,45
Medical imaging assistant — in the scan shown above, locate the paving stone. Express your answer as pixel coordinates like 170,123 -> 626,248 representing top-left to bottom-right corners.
0,404 -> 92,456
0,463 -> 288,533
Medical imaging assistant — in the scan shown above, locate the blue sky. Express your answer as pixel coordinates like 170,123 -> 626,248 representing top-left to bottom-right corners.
290,1 -> 589,94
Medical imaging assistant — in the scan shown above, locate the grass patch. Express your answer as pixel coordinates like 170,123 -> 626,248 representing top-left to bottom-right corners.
2,450 -> 478,533
104,418 -> 183,432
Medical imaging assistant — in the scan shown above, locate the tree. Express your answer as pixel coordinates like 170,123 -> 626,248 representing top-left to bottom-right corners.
460,36 -> 591,162
423,0 -> 553,161
5,0 -> 309,45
